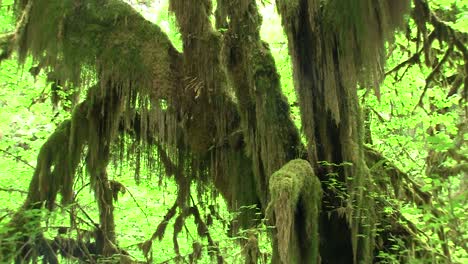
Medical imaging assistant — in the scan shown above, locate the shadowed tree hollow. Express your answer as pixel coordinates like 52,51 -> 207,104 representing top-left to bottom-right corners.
0,0 -> 463,263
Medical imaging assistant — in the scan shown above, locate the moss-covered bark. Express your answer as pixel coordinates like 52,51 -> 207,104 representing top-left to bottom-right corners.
275,0 -> 410,263
267,159 -> 322,263
220,0 -> 302,208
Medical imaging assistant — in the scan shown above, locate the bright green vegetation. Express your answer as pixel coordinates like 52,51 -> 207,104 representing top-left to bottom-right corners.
0,0 -> 467,263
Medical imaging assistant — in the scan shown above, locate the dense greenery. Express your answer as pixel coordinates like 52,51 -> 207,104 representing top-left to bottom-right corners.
0,0 -> 466,263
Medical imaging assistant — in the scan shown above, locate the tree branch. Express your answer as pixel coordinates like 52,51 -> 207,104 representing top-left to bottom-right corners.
415,44 -> 454,110
0,32 -> 14,62
0,148 -> 35,169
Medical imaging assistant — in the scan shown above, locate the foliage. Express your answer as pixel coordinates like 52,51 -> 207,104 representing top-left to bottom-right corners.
361,1 -> 468,262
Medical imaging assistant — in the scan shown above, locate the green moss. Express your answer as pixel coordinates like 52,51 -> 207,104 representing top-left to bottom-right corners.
276,0 -> 300,23
221,2 -> 302,214
15,0 -> 177,101
321,0 -> 410,97
268,159 -> 322,263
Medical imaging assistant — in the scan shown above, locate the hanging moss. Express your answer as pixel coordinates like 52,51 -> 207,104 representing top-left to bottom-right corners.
267,159 -> 322,263
322,0 -> 409,100
0,100 -> 91,262
13,0 -> 179,108
11,2 -> 190,178
166,2 -> 268,242
24,100 -> 89,209
213,148 -> 260,233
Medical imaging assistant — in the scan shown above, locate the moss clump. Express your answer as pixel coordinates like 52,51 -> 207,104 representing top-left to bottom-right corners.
267,159 -> 322,263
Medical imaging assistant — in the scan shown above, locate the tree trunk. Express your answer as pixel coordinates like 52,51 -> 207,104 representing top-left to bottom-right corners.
275,0 -> 409,262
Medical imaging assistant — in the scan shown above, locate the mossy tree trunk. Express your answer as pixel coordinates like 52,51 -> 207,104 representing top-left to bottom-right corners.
1,0 -> 440,263
275,0 -> 411,263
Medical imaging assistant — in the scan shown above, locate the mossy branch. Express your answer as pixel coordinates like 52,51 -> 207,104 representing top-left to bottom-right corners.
364,146 -> 456,260
0,32 -> 14,61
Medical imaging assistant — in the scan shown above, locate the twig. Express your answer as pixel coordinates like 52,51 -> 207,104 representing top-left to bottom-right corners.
385,52 -> 420,77
122,185 -> 150,225
0,148 -> 35,169
73,182 -> 91,200
0,187 -> 27,194
414,44 -> 453,111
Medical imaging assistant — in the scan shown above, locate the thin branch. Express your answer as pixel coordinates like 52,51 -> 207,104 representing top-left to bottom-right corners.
413,0 -> 468,53
121,185 -> 150,225
0,187 -> 27,194
385,31 -> 437,78
0,148 -> 35,169
0,32 -> 15,62
414,44 -> 453,110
